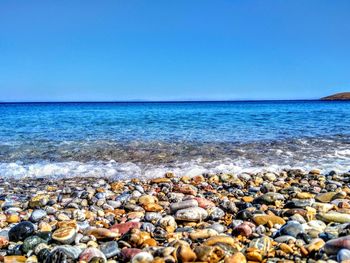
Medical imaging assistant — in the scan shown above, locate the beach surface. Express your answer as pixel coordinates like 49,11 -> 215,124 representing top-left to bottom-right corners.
1,169 -> 350,262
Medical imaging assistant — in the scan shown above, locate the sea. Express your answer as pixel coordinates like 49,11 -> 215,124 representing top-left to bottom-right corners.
1,101 -> 350,179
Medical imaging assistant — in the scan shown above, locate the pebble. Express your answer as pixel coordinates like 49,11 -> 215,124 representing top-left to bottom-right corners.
317,211 -> 350,223
170,199 -> 198,212
253,214 -> 286,226
110,221 -> 141,235
100,241 -> 120,258
131,252 -> 154,263
338,249 -> 350,262
253,192 -> 284,204
175,207 -> 208,221
274,235 -> 296,243
277,221 -> 304,238
3,256 -> 27,263
325,236 -> 350,254
22,235 -> 46,253
249,236 -> 272,256
233,222 -> 254,237
52,226 -> 77,244
306,238 -> 325,253
203,236 -> 235,246
85,228 -> 118,240
224,252 -> 246,263
121,248 -> 143,261
189,228 -> 218,240
316,191 -> 346,203
194,245 -> 225,262
49,245 -> 82,261
8,221 -> 35,242
79,247 -> 107,263
29,209 -> 47,222
176,245 -> 196,262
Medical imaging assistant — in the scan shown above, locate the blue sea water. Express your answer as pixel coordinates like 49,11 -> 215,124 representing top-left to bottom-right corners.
0,101 -> 350,179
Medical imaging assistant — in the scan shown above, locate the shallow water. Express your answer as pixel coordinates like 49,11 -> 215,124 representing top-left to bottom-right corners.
1,101 -> 350,178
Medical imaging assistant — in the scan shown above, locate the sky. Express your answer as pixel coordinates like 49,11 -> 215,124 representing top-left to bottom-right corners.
0,1 -> 350,101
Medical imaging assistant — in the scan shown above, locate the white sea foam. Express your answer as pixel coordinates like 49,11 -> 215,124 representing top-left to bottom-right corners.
0,157 -> 349,180
335,149 -> 350,157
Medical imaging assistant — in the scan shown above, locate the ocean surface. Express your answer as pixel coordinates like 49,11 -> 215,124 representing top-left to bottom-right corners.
1,101 -> 350,179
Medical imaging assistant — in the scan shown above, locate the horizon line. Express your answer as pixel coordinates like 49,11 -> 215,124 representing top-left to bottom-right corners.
0,98 -> 338,104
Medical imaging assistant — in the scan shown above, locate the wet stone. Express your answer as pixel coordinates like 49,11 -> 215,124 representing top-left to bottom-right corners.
48,245 -> 82,262
131,252 -> 154,263
170,199 -> 198,212
338,249 -> 350,262
317,211 -> 350,223
175,207 -> 208,221
22,236 -> 46,253
110,221 -> 141,235
99,241 -> 120,259
253,193 -> 284,205
325,236 -> 350,254
52,226 -> 77,244
276,221 -> 305,238
29,209 -> 47,222
284,199 -> 314,208
79,247 -> 107,263
8,221 -> 35,242
121,248 -> 143,262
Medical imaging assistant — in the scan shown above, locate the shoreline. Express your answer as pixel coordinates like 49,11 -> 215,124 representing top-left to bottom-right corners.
1,169 -> 350,262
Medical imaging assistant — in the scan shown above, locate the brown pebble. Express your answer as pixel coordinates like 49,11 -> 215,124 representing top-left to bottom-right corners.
224,252 -> 247,263
176,245 -> 196,263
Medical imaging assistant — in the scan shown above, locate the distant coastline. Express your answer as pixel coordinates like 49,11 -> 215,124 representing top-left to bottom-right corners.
321,92 -> 350,101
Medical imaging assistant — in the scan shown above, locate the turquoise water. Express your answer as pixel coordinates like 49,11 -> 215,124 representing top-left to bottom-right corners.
1,101 -> 350,178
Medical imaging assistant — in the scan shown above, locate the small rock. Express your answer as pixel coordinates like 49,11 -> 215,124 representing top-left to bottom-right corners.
316,191 -> 346,203
194,245 -> 225,262
224,252 -> 247,263
85,228 -> 118,240
203,236 -> 235,246
52,226 -> 77,244
170,200 -> 198,212
29,195 -> 49,208
176,245 -> 196,263
22,236 -> 46,253
306,238 -> 325,253
30,209 -> 47,222
249,236 -> 273,256
317,211 -> 350,223
253,193 -> 284,205
253,214 -> 286,226
3,256 -> 27,263
121,248 -> 142,262
277,221 -> 304,238
48,245 -> 82,262
8,221 -> 35,242
175,207 -> 208,221
131,252 -> 154,263
189,229 -> 218,240
110,221 -> 141,235
79,247 -> 107,263
338,249 -> 350,262
325,236 -> 350,254
233,222 -> 254,237
100,241 -> 120,258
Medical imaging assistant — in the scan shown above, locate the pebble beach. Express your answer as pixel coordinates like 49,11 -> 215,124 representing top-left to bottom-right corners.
2,169 -> 350,262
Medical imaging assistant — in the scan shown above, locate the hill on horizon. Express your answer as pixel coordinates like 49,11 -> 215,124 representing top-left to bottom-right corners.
321,92 -> 350,100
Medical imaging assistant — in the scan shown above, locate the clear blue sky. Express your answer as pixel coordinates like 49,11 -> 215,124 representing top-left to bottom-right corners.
1,1 -> 349,101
